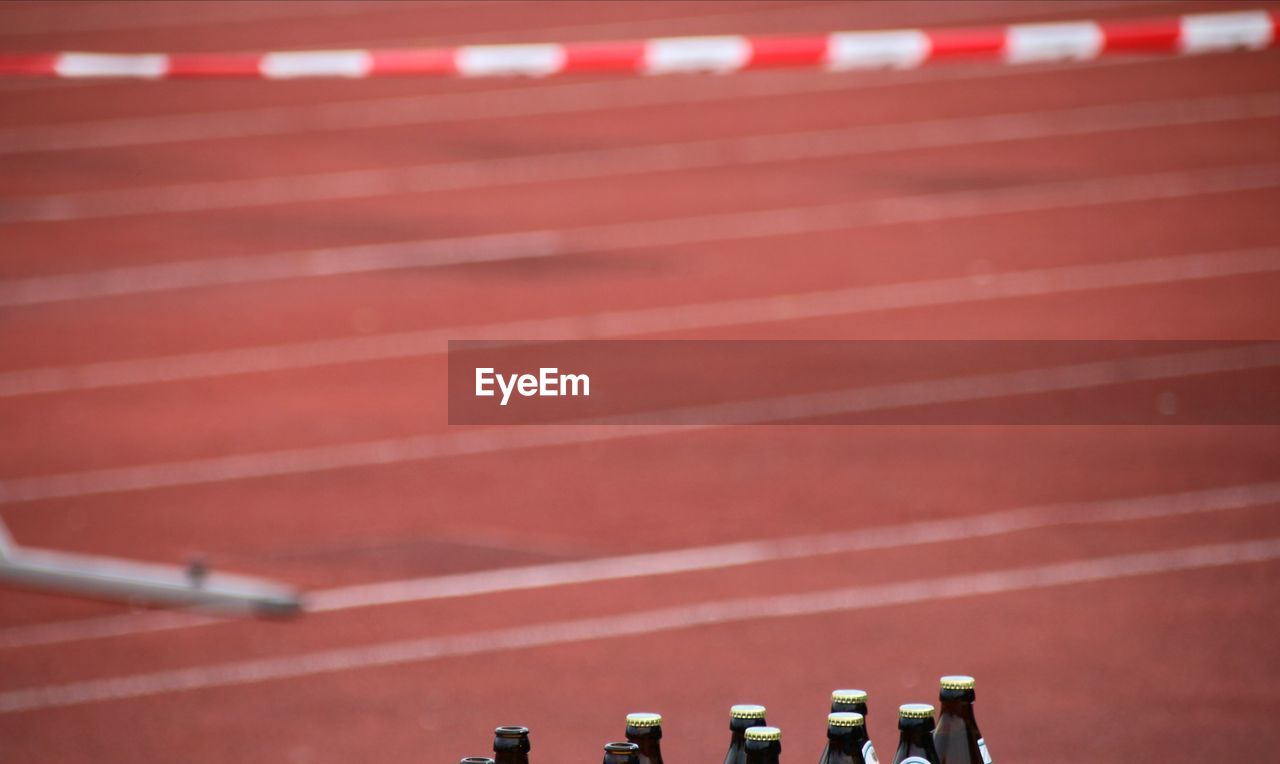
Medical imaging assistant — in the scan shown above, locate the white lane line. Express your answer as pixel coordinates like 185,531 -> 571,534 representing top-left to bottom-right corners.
0,0 -> 804,43
2,536 -> 1276,714
0,0 -> 1153,45
1,342 -> 1278,506
0,610 -> 217,651
0,1 -> 396,37
2,244 -> 1278,399
1,480 -> 1271,650
0,54 -> 1165,155
3,91 -> 1275,224
3,158 -> 1278,310
0,1 -> 840,41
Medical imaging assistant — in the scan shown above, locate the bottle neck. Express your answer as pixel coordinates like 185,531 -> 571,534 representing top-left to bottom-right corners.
627,729 -> 663,764
725,721 -> 759,764
935,696 -> 982,762
896,720 -> 937,762
744,740 -> 780,764
493,737 -> 530,764
826,728 -> 869,763
494,751 -> 528,764
938,699 -> 977,725
899,725 -> 933,745
728,717 -> 765,750
831,700 -> 868,717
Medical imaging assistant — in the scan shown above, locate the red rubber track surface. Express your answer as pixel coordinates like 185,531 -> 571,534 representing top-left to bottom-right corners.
0,2 -> 1278,763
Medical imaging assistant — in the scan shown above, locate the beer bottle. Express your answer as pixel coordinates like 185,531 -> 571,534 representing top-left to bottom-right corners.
604,742 -> 640,764
892,704 -> 939,764
625,713 -> 664,764
821,712 -> 878,764
493,726 -> 531,764
724,705 -> 767,764
933,676 -> 990,764
744,726 -> 782,764
831,689 -> 869,717
821,690 -> 870,764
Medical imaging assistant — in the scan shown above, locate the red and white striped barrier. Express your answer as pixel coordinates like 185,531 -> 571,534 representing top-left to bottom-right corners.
0,10 -> 1275,79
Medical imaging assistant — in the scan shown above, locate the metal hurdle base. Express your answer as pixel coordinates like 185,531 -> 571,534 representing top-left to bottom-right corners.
0,518 -> 302,617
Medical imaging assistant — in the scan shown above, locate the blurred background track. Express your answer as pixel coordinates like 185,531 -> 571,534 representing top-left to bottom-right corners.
0,2 -> 1278,762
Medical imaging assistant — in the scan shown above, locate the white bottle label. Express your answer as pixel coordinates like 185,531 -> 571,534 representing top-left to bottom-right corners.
862,741 -> 879,764
899,758 -> 931,764
978,738 -> 992,764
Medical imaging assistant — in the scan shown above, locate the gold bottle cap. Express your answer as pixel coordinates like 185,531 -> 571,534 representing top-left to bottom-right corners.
730,704 -> 767,720
827,712 -> 865,727
831,689 -> 868,704
898,704 -> 935,719
744,726 -> 781,742
940,675 -> 976,690
626,713 -> 663,727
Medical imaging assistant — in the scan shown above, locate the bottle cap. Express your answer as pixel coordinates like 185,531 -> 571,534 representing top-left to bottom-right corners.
827,712 -> 865,727
898,704 -> 935,719
831,689 -> 868,704
939,675 -> 976,690
495,726 -> 529,738
461,758 -> 495,764
604,743 -> 639,755
730,704 -> 767,720
744,726 -> 781,742
626,713 -> 663,727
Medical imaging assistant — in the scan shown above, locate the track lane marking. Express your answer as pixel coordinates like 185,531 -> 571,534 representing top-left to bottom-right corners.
1,342 -> 1278,505
0,53 -> 1186,154
0,480 -> 1274,650
0,1 -> 402,37
2,91 -> 1275,224
2,159 -> 1279,310
1,536 -> 1276,713
0,240 -> 1277,399
2,244 -> 1278,396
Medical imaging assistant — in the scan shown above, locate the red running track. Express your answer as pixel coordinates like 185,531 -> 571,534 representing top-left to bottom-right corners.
0,2 -> 1278,763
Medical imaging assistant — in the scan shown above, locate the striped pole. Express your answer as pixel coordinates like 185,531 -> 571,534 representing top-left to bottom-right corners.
0,10 -> 1275,79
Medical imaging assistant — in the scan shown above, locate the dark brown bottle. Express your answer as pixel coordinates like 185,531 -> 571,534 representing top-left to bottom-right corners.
744,726 -> 782,764
933,676 -> 990,764
819,713 -> 878,764
891,705 -> 940,764
493,726 -> 531,764
604,742 -> 641,764
820,690 -> 870,764
625,713 -> 664,764
724,704 -> 767,764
